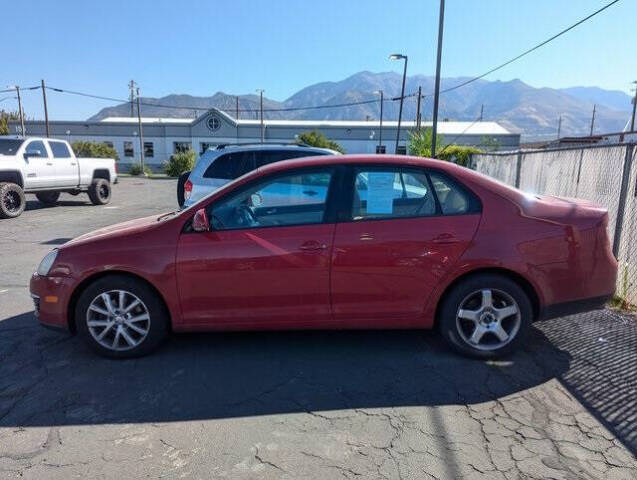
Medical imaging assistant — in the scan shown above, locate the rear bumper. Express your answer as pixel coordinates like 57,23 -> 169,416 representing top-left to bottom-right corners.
29,273 -> 73,330
538,294 -> 611,321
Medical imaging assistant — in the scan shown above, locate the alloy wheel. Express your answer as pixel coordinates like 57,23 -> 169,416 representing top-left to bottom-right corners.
86,290 -> 151,351
3,191 -> 20,213
455,288 -> 521,351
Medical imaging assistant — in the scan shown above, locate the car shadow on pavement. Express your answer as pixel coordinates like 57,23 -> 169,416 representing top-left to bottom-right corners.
25,199 -> 92,211
0,310 -> 634,455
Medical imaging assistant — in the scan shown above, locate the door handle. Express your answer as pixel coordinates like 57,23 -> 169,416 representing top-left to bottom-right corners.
299,241 -> 327,251
46,162 -> 53,166
359,233 -> 374,241
70,162 -> 77,166
432,233 -> 458,244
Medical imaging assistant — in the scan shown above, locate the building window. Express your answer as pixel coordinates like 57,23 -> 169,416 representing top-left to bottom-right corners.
104,141 -> 114,149
396,146 -> 407,155
174,142 -> 192,154
376,145 -> 386,154
144,142 -> 154,158
124,141 -> 134,157
200,142 -> 216,154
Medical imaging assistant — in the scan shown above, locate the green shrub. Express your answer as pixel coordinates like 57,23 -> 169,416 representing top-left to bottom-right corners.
408,128 -> 444,158
164,150 -> 196,177
437,145 -> 483,167
129,163 -> 151,176
296,130 -> 345,154
71,141 -> 119,160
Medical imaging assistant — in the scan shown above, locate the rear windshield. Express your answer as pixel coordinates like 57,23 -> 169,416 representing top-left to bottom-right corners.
0,139 -> 24,155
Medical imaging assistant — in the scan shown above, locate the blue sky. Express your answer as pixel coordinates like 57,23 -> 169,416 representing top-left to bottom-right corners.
2,0 -> 634,120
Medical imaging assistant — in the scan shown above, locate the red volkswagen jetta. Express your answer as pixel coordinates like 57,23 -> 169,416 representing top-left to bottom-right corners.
30,155 -> 617,359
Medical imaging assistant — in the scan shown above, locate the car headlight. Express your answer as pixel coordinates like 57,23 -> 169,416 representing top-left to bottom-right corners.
37,249 -> 59,276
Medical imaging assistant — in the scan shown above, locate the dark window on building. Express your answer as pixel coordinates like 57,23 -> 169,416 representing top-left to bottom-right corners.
124,141 -> 134,157
104,141 -> 114,149
200,142 -> 216,154
25,140 -> 48,157
48,141 -> 71,158
203,152 -> 255,180
144,142 -> 154,158
376,145 -> 386,154
173,142 -> 192,154
396,146 -> 407,155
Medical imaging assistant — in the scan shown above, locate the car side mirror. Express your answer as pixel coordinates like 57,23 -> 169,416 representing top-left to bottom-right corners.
24,150 -> 41,158
192,208 -> 210,232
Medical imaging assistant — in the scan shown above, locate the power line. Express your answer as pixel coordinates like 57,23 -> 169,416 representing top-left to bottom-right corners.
433,0 -> 621,96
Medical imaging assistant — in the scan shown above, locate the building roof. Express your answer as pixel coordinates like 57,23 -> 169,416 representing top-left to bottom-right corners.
100,113 -> 514,135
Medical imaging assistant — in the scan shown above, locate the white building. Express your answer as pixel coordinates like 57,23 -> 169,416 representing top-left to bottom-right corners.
13,108 -> 520,171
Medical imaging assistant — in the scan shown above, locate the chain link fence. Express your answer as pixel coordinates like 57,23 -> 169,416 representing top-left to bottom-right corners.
472,143 -> 637,307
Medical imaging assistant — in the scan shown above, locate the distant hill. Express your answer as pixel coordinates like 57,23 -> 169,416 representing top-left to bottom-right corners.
89,71 -> 633,139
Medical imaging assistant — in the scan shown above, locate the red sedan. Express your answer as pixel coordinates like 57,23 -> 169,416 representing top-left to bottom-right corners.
30,155 -> 617,359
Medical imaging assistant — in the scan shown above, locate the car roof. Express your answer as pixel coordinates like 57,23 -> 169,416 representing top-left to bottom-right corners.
206,143 -> 340,155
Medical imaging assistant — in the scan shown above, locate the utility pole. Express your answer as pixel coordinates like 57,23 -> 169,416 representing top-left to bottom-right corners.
136,87 -> 146,175
235,96 -> 239,120
13,86 -> 25,136
256,89 -> 264,143
631,81 -> 637,132
41,79 -> 50,137
389,54 -> 408,154
129,80 -> 136,117
557,115 -> 562,139
479,104 -> 484,121
431,0 -> 445,158
374,90 -> 384,151
589,104 -> 596,136
416,86 -> 422,131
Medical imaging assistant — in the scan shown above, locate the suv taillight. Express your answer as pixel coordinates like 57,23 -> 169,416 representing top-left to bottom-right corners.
184,179 -> 193,200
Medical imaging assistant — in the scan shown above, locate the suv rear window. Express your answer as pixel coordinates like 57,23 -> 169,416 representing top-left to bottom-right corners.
204,151 -> 255,180
255,149 -> 323,168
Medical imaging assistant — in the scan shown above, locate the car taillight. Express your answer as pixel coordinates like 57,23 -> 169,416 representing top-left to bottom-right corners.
184,179 -> 193,200
114,162 -> 118,174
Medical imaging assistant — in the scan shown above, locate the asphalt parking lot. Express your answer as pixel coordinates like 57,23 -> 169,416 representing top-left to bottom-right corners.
0,177 -> 635,479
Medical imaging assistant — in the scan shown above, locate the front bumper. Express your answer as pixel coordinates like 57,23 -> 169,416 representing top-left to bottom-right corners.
29,273 -> 73,330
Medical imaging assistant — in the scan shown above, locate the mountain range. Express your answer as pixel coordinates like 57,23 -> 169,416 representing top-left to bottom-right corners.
89,71 -> 634,140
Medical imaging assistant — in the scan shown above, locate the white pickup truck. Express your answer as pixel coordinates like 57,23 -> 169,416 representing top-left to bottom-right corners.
0,136 -> 117,218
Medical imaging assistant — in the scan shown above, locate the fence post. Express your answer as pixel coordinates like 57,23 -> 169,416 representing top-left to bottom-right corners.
612,143 -> 635,258
515,152 -> 522,188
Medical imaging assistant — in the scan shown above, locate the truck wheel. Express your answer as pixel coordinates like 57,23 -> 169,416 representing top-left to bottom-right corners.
0,182 -> 26,219
88,179 -> 111,205
176,171 -> 191,207
36,192 -> 60,205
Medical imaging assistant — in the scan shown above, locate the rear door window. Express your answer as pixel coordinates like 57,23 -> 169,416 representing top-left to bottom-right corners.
48,141 -> 71,158
204,152 -> 255,180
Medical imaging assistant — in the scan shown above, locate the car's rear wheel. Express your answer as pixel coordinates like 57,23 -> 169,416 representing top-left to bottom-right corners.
438,274 -> 532,359
75,275 -> 169,358
0,182 -> 26,219
36,191 -> 60,205
88,178 -> 111,205
176,170 -> 191,207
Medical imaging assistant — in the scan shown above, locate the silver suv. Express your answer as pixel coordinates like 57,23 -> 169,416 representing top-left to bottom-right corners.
178,143 -> 340,208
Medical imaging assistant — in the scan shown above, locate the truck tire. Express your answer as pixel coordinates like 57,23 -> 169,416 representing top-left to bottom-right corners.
176,170 -> 191,207
36,191 -> 61,205
88,178 -> 111,205
0,182 -> 26,219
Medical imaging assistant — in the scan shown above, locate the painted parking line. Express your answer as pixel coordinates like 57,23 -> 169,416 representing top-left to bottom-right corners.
0,289 -> 8,294
104,206 -> 120,209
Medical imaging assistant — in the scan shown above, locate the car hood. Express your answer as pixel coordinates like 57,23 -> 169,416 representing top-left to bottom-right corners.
62,214 -> 166,248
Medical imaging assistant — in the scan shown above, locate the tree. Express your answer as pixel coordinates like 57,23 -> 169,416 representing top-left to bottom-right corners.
408,128 -> 444,158
296,130 -> 345,154
436,145 -> 482,167
0,110 -> 20,136
71,141 -> 119,160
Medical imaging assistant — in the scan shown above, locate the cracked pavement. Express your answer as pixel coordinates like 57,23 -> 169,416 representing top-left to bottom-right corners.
0,177 -> 635,479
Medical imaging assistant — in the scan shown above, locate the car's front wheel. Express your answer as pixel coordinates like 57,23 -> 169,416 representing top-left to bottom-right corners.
75,275 -> 169,358
0,182 -> 26,219
438,274 -> 532,359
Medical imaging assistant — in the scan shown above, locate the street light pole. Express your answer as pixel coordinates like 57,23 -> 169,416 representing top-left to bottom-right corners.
256,89 -> 265,143
631,81 -> 637,132
41,79 -> 50,138
11,86 -> 25,136
374,90 -> 383,152
136,87 -> 146,175
431,0 -> 445,158
390,54 -> 408,154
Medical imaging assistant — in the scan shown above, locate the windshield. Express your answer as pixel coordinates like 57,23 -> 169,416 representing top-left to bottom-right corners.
0,139 -> 24,155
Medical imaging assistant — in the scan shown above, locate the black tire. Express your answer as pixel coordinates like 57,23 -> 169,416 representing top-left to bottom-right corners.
36,191 -> 60,205
88,178 -> 111,205
0,182 -> 26,219
176,170 -> 191,207
75,275 -> 169,358
438,274 -> 532,359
